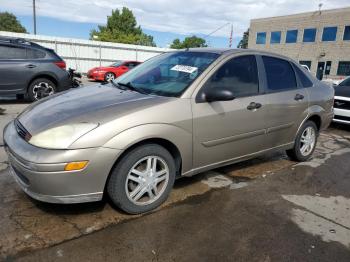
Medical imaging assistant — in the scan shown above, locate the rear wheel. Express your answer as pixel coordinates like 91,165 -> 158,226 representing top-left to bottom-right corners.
107,144 -> 176,214
104,72 -> 115,82
27,78 -> 56,102
286,121 -> 318,162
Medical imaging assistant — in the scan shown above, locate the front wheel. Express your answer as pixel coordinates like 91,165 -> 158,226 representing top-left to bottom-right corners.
107,144 -> 176,214
104,72 -> 115,82
286,121 -> 318,162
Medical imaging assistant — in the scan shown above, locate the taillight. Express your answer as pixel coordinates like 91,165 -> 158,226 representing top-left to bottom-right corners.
54,61 -> 66,70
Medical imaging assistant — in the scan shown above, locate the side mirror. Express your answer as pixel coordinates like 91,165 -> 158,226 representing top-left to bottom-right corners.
204,88 -> 235,102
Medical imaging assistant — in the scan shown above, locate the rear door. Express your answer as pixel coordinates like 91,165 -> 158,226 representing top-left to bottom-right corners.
0,44 -> 37,94
261,56 -> 309,148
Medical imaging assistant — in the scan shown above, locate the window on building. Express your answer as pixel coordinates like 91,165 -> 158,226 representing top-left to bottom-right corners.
303,28 -> 317,42
325,61 -> 332,75
337,62 -> 350,76
299,61 -> 312,70
262,56 -> 297,91
344,26 -> 350,40
286,30 -> 298,43
256,32 -> 266,44
204,55 -> 259,97
270,31 -> 281,44
322,27 -> 337,41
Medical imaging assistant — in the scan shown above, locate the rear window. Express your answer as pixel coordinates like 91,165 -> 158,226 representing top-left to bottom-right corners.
292,64 -> 313,88
262,56 -> 297,92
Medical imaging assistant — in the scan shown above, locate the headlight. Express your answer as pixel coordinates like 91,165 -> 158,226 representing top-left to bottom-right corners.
28,123 -> 98,149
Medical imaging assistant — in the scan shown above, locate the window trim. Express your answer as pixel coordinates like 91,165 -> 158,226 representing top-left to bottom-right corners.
256,32 -> 267,45
322,26 -> 338,42
285,29 -> 298,44
195,54 -> 262,103
343,25 -> 350,41
303,28 -> 317,43
270,31 -> 282,44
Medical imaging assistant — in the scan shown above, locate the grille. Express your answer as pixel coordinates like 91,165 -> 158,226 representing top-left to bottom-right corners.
334,99 -> 350,110
14,119 -> 31,141
334,115 -> 350,122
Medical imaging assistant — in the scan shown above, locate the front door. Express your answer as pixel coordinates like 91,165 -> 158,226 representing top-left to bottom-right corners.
316,62 -> 325,80
192,55 -> 269,169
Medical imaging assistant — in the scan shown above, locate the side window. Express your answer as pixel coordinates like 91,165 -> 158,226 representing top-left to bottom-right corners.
204,55 -> 259,97
26,48 -> 46,59
292,64 -> 313,88
262,56 -> 297,92
0,45 -> 26,59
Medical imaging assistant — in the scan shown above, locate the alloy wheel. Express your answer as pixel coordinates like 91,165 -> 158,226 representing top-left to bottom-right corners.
300,126 -> 316,156
32,82 -> 55,100
125,156 -> 169,206
105,73 -> 115,82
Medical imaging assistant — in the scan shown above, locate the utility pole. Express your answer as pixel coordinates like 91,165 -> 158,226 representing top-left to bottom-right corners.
33,0 -> 37,34
229,24 -> 233,48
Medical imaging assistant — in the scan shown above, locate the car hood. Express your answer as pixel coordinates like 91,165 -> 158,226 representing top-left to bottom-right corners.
18,83 -> 167,135
335,85 -> 350,98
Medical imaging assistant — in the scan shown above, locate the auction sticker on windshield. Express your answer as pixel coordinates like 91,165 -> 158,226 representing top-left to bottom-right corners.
171,65 -> 198,74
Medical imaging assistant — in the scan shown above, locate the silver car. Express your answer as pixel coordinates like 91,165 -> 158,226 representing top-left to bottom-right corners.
3,49 -> 334,214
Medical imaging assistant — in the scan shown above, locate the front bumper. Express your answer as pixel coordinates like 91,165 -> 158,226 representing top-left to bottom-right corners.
3,121 -> 121,204
87,71 -> 105,81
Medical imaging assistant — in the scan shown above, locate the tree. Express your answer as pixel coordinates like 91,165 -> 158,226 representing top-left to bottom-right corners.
170,36 -> 207,49
237,29 -> 249,49
0,12 -> 27,33
90,7 -> 156,47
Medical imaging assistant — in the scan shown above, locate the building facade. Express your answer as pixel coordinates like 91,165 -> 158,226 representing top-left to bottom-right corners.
248,7 -> 350,80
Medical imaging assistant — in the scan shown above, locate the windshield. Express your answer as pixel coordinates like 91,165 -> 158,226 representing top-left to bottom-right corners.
110,61 -> 123,67
114,51 -> 220,97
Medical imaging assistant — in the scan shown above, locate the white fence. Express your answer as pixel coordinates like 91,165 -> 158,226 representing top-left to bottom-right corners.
0,31 -> 171,73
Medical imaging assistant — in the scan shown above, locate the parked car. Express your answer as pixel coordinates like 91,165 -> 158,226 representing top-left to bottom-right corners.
4,49 -> 334,214
0,37 -> 71,101
333,77 -> 350,124
87,61 -> 141,82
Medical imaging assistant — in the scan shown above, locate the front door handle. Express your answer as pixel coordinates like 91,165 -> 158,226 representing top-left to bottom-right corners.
294,94 -> 304,101
25,64 -> 36,69
247,102 -> 262,111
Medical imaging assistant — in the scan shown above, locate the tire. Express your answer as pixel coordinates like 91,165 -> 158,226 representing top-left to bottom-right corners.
286,121 -> 318,162
27,78 -> 56,102
104,72 -> 115,82
107,144 -> 176,214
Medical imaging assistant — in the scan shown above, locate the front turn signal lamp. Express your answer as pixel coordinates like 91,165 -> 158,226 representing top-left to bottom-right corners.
64,161 -> 89,171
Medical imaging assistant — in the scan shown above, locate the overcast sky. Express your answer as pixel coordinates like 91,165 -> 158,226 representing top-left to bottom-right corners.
2,0 -> 350,46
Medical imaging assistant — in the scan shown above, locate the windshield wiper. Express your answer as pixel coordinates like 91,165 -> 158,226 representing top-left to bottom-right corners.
117,82 -> 147,95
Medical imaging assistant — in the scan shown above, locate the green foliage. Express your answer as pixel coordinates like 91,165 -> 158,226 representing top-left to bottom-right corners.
237,29 -> 249,49
90,7 -> 156,47
170,36 -> 207,49
0,12 -> 27,33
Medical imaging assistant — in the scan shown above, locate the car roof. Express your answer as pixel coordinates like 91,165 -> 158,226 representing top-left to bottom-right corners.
179,48 -> 294,61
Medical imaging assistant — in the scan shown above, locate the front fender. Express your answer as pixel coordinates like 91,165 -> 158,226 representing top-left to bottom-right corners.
103,124 -> 193,174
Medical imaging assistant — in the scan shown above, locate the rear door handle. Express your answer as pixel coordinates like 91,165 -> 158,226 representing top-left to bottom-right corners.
25,64 -> 36,69
294,94 -> 304,101
247,102 -> 262,111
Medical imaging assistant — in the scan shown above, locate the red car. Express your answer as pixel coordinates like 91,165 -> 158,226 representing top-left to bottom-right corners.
87,60 -> 141,82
